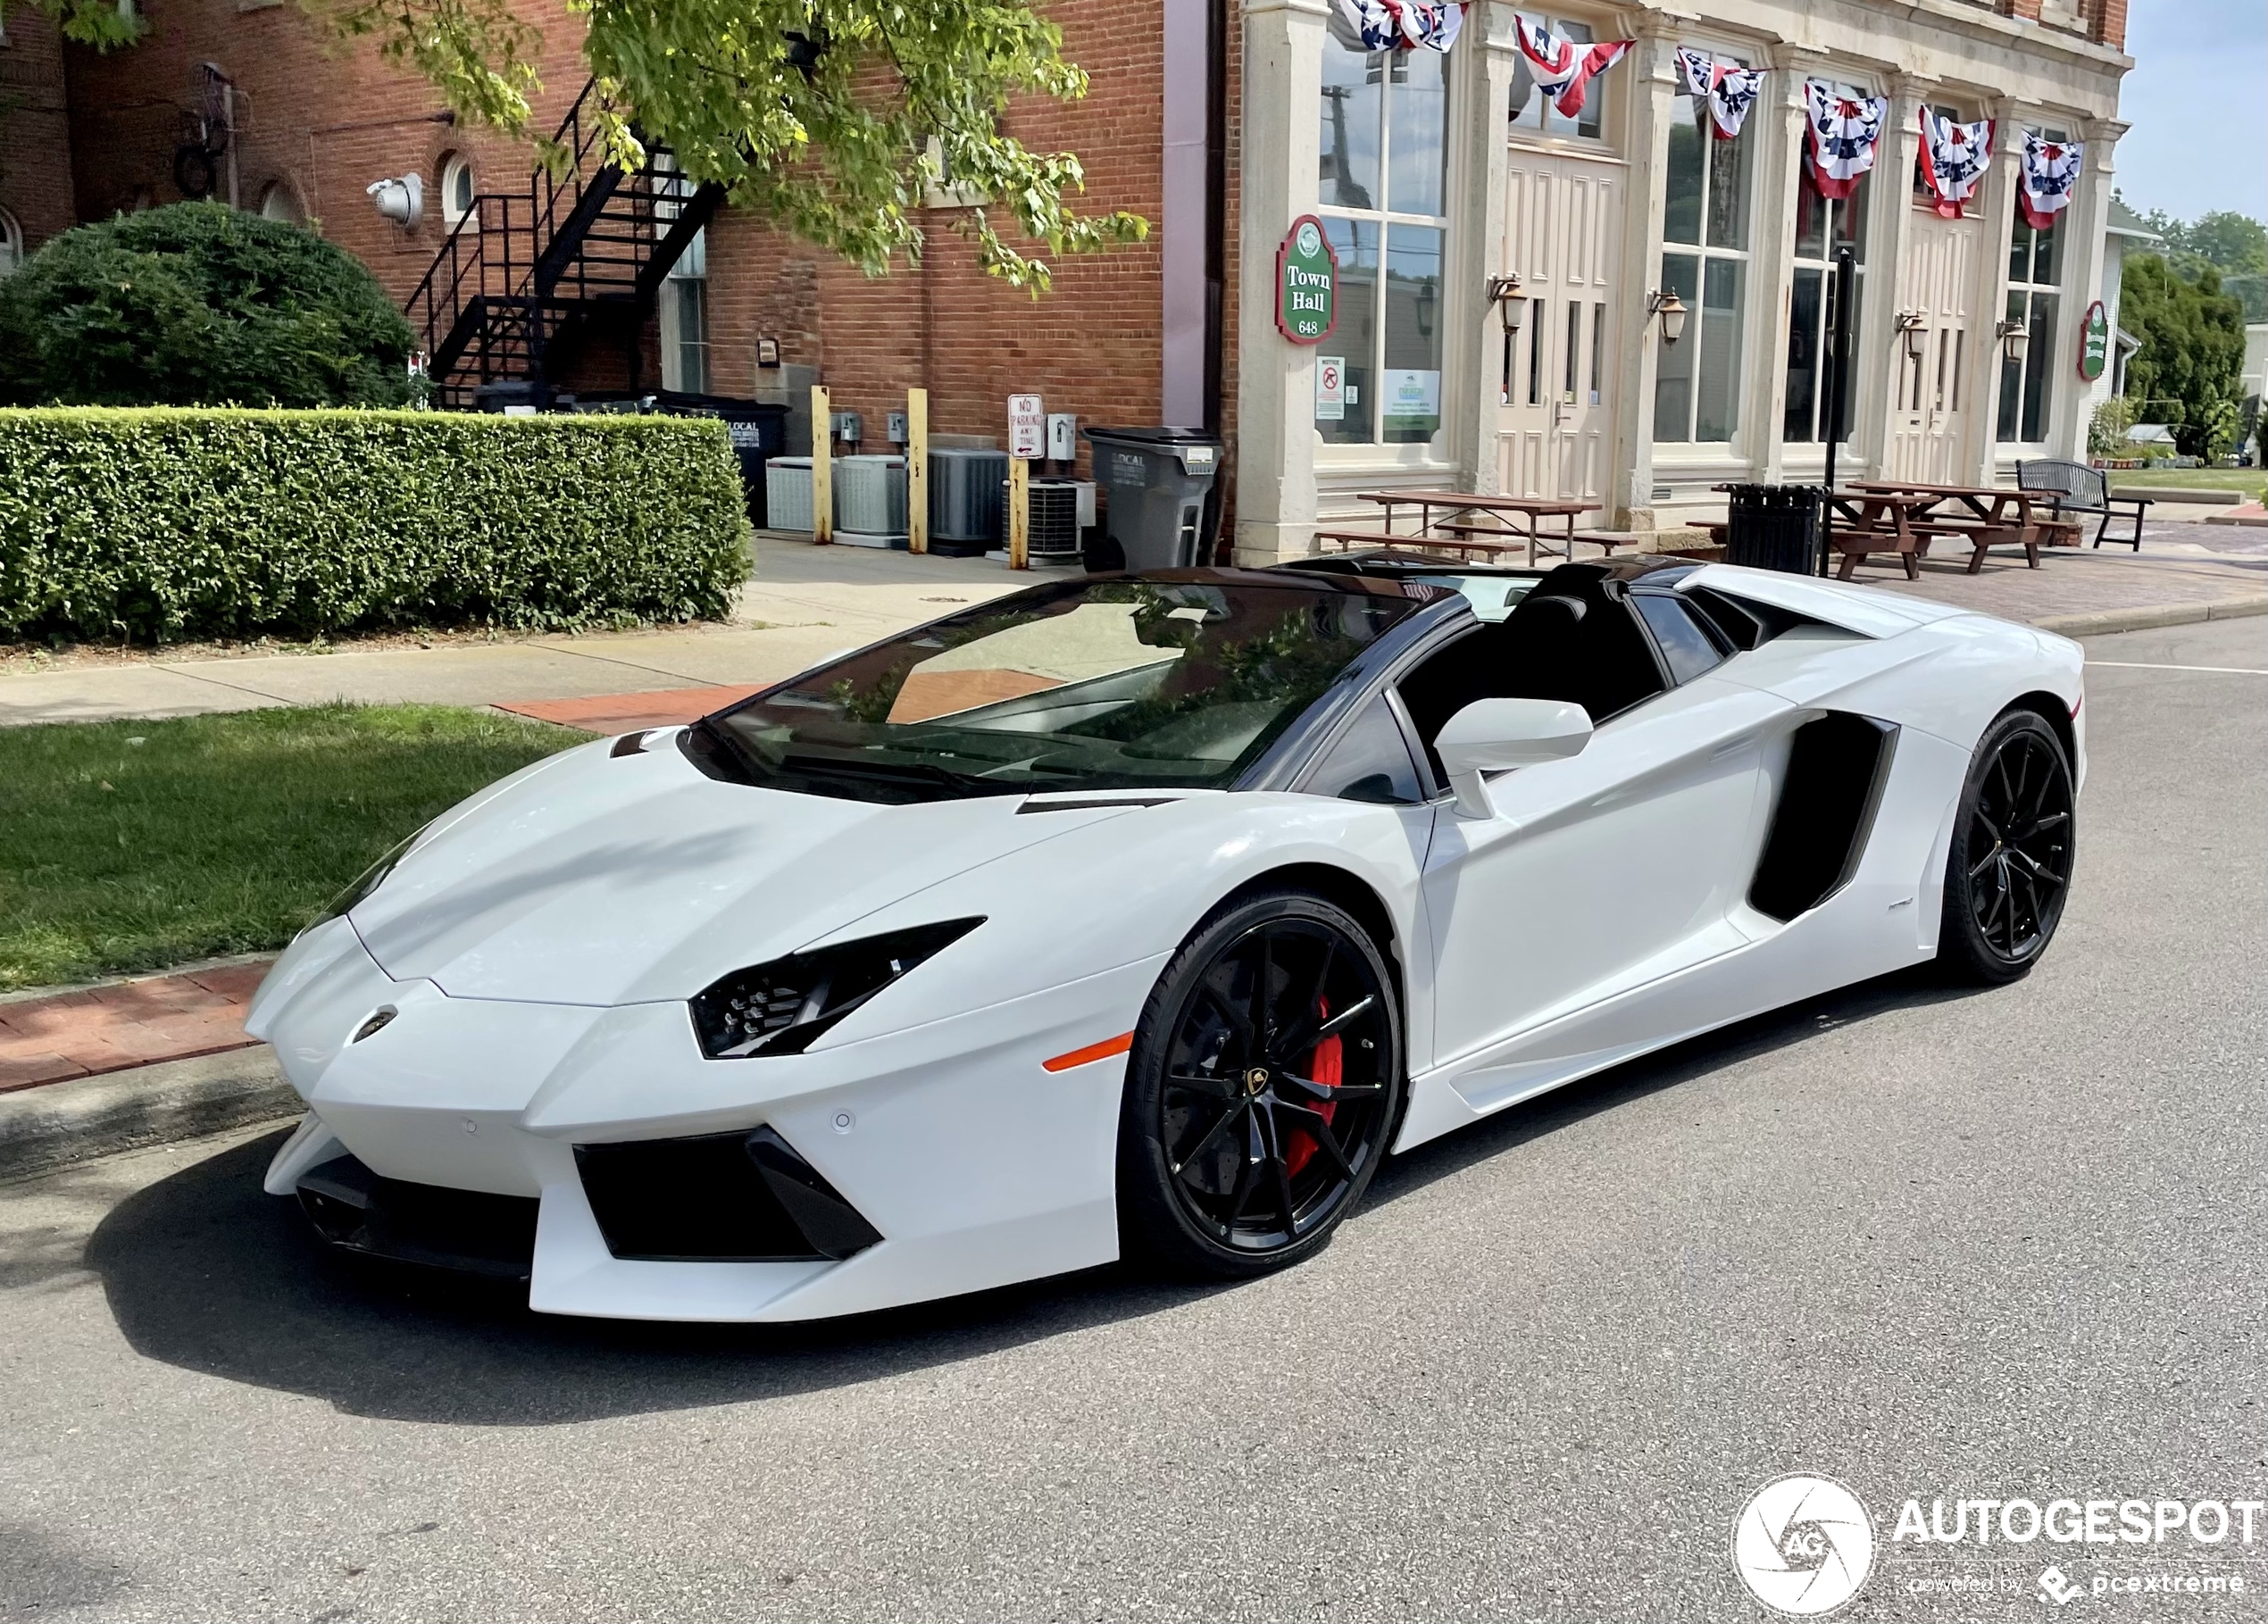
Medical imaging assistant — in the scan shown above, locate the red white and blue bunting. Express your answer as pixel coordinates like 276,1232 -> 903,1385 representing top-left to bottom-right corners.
1675,47 -> 1765,141
1334,0 -> 1468,53
1916,108 -> 1995,219
2019,130 -> 2084,230
1802,80 -> 1889,201
1512,13 -> 1635,118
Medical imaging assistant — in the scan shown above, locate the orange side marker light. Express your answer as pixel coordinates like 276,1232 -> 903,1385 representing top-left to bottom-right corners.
1042,1031 -> 1135,1072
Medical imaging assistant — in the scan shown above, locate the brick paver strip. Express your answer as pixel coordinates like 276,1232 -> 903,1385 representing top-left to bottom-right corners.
496,683 -> 763,733
0,961 -> 271,1094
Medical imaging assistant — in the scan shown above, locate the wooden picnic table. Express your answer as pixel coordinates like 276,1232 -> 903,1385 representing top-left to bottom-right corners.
1348,490 -> 1606,567
1829,481 -> 2045,579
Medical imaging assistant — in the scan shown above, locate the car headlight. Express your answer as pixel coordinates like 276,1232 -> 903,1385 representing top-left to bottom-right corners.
312,823 -> 430,928
689,919 -> 984,1059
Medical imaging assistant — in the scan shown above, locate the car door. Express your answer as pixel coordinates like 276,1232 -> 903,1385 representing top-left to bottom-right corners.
1402,583 -> 1788,1076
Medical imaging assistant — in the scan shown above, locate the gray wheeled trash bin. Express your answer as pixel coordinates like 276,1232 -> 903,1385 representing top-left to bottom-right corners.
1082,427 -> 1222,571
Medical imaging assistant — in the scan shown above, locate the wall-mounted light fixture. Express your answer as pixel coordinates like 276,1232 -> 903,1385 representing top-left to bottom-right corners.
1647,288 -> 1688,346
366,172 -> 423,230
1896,309 -> 1928,361
1486,275 -> 1527,404
1995,317 -> 2030,366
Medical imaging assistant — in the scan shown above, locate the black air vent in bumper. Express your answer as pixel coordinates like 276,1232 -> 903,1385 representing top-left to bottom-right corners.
573,1127 -> 883,1263
296,1154 -> 540,1281
1749,713 -> 1899,922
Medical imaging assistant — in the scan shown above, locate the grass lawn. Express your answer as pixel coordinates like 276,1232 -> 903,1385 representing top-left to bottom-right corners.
2107,466 -> 2266,501
0,704 -> 580,993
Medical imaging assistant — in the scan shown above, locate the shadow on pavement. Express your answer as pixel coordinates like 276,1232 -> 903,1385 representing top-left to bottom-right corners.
86,963 -> 1980,1427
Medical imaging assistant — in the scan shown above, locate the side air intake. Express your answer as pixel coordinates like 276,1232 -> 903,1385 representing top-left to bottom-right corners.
574,1127 -> 882,1262
1749,713 -> 1899,922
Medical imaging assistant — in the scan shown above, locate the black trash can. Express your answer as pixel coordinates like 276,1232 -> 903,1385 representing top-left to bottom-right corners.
1724,484 -> 1827,575
646,393 -> 789,528
1082,427 -> 1223,571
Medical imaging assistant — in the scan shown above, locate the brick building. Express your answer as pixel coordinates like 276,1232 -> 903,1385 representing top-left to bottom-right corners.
4,0 -> 2133,560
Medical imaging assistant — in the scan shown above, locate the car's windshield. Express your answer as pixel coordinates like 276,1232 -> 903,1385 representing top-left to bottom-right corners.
703,577 -> 1422,803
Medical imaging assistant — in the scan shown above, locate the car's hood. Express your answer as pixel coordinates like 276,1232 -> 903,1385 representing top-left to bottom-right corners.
349,732 -> 1135,1006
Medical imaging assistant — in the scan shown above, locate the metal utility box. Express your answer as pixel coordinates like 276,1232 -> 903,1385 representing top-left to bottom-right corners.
834,454 -> 909,547
929,448 -> 1008,555
1723,485 -> 1827,574
765,456 -> 814,534
1082,426 -> 1223,570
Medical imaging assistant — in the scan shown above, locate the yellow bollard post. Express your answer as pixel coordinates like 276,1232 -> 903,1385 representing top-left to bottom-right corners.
810,384 -> 832,545
1007,454 -> 1030,570
906,388 -> 930,555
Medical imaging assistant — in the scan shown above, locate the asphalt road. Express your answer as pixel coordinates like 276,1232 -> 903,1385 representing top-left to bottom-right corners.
3,617 -> 2263,1624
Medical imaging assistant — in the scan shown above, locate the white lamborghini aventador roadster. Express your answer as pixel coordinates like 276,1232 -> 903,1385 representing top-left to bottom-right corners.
249,554 -> 2082,1321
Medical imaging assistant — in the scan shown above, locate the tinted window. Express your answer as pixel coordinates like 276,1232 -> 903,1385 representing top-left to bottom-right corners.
1636,595 -> 1727,684
1302,694 -> 1426,804
706,579 -> 1416,803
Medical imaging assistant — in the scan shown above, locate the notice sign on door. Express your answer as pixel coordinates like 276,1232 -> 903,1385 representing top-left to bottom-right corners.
1007,394 -> 1046,459
1314,356 -> 1346,421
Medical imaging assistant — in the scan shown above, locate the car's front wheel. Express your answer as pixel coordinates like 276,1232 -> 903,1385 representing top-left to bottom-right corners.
1116,889 -> 1403,1279
1937,708 -> 2076,986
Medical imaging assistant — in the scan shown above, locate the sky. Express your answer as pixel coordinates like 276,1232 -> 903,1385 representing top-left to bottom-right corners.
2114,0 -> 2268,226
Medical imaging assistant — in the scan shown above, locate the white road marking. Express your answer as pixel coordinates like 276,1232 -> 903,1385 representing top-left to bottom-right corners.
2085,661 -> 2268,675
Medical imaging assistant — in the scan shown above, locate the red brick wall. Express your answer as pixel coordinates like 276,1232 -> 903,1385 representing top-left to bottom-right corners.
61,0 -> 587,303
0,6 -> 79,255
2095,0 -> 2126,50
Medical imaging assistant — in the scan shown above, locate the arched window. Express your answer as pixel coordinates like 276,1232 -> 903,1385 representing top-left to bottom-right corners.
259,182 -> 304,226
439,153 -> 476,226
0,211 -> 21,277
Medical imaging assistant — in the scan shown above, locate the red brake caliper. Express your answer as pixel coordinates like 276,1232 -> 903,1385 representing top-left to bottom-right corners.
1283,996 -> 1340,1178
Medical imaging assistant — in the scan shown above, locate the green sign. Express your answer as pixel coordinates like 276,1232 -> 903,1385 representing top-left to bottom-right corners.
2079,298 -> 2109,382
1276,215 -> 1338,345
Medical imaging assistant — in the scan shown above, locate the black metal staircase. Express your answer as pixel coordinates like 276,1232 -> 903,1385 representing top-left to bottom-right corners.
405,79 -> 726,409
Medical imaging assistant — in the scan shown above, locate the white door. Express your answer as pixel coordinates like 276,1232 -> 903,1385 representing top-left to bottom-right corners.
1888,208 -> 1979,482
1497,148 -> 1622,523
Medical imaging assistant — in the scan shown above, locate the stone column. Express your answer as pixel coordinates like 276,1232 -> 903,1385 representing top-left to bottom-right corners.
1749,46 -> 1825,485
2047,118 -> 2126,462
1446,2 -> 1524,495
1232,0 -> 1330,566
1964,96 -> 2027,478
1606,15 -> 1680,533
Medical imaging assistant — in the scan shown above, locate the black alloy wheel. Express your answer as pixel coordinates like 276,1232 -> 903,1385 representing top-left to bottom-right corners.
1117,890 -> 1403,1278
1938,709 -> 2076,985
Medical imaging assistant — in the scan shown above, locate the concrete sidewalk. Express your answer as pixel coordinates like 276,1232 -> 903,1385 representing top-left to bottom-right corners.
2,530 -> 2262,729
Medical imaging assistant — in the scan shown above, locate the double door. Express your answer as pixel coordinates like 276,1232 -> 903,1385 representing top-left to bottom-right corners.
1887,208 -> 1980,482
1497,148 -> 1622,524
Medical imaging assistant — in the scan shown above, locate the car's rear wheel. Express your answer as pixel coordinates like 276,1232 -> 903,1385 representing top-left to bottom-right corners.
1116,890 -> 1403,1279
1937,709 -> 2075,986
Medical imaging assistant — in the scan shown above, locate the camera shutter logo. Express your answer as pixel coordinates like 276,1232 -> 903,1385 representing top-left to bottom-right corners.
1730,1474 -> 1876,1616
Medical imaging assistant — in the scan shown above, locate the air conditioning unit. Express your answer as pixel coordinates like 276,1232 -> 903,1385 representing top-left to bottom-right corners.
834,454 -> 909,547
929,448 -> 1007,554
1025,478 -> 1085,562
765,456 -> 813,533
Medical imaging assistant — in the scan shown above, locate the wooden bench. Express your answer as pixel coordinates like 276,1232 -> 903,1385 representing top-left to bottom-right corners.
1311,529 -> 1522,562
1907,521 -> 2041,574
1432,521 -> 1625,562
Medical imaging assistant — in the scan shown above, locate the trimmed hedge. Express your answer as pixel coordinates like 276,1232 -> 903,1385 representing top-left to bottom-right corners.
0,407 -> 753,643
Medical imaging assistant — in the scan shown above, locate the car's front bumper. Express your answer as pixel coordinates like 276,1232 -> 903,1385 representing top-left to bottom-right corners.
251,916 -> 1166,1321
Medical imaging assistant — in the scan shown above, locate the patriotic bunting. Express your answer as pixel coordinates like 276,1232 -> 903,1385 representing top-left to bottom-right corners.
1802,80 -> 1889,201
1334,0 -> 1467,53
1512,13 -> 1635,118
1916,108 -> 1994,219
2018,130 -> 2083,230
1675,47 -> 1765,141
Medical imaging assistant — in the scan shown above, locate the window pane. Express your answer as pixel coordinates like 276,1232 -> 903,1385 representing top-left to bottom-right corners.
1320,32 -> 1383,212
1590,301 -> 1606,400
1663,104 -> 1704,245
1563,298 -> 1580,399
1834,272 -> 1864,439
2007,219 -> 2033,285
2022,290 -> 2058,442
1653,252 -> 1699,443
1382,224 -> 1445,442
1695,256 -> 1744,443
1834,174 -> 1869,265
2030,217 -> 2061,286
1305,695 -> 1425,804
1997,289 -> 2024,441
1318,217 -> 1378,444
1527,298 -> 1547,404
1705,115 -> 1752,249
1793,168 -> 1828,260
1637,596 -> 1725,685
1784,267 -> 1822,442
1388,47 -> 1447,216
